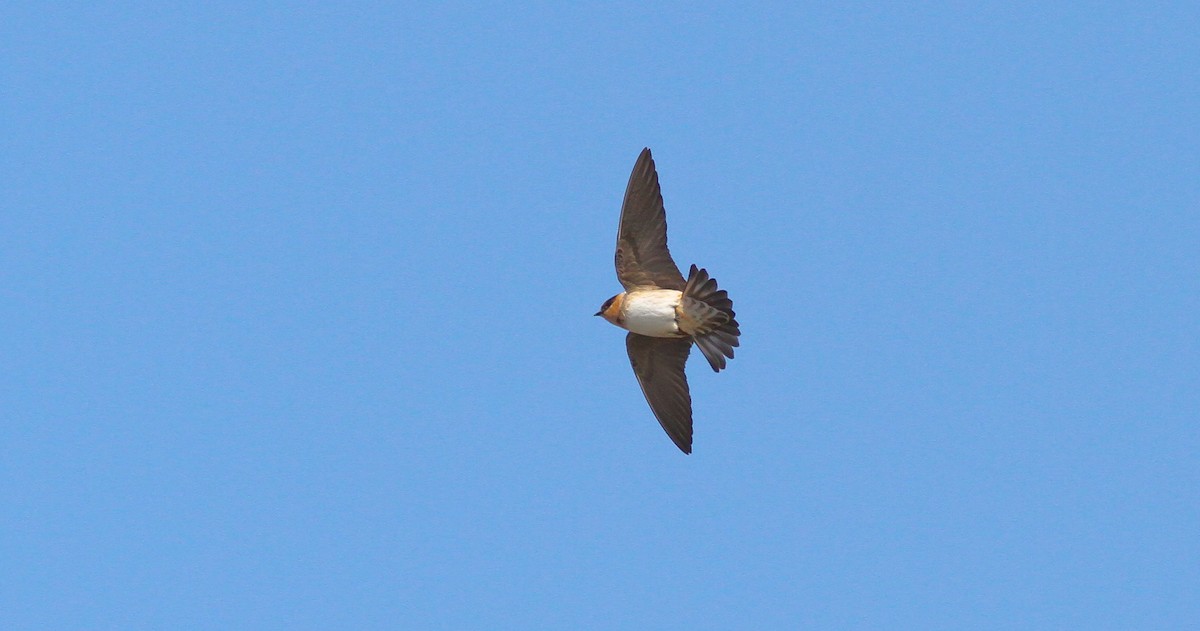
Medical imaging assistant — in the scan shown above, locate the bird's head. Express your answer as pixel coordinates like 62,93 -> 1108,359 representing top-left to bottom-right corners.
594,293 -> 625,324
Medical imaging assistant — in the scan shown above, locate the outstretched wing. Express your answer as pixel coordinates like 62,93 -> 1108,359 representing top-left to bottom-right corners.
615,148 -> 686,291
626,333 -> 693,454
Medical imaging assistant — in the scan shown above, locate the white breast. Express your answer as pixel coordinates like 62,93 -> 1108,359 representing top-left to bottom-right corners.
622,290 -> 683,338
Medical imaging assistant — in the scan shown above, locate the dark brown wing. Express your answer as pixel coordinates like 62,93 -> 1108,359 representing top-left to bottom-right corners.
626,333 -> 693,454
615,148 -> 686,291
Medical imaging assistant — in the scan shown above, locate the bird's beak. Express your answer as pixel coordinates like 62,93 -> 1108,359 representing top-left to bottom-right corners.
593,311 -> 602,317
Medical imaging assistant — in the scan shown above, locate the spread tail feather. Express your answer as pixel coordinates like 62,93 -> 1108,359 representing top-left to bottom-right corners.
682,264 -> 740,372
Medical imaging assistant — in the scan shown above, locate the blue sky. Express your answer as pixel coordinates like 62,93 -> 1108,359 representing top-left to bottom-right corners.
2,3 -> 1197,629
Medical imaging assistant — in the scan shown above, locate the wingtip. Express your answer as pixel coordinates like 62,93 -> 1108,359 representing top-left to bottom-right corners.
670,429 -> 694,454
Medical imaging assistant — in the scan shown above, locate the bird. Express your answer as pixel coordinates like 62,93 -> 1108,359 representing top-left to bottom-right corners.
595,148 -> 740,454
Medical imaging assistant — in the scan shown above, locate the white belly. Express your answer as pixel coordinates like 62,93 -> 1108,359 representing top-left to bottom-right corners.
622,290 -> 683,338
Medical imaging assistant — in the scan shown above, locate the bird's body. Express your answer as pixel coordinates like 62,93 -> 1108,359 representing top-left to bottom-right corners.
600,289 -> 685,338
595,148 -> 740,454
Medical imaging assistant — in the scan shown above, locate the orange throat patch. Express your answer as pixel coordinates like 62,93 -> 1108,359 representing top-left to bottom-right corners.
602,293 -> 626,324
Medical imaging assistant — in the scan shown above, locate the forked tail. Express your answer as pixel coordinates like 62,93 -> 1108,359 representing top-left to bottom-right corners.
682,264 -> 740,372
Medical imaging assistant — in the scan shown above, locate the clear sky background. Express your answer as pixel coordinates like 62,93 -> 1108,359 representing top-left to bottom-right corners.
3,3 -> 1197,629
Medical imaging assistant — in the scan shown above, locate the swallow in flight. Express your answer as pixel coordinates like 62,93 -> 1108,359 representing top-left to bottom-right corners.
595,148 -> 740,454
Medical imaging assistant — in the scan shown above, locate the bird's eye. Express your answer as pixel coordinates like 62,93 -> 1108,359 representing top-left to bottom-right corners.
602,298 -> 613,310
